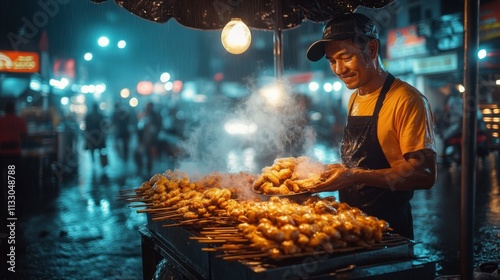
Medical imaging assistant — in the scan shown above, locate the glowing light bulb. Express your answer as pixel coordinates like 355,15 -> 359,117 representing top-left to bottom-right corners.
221,18 -> 251,55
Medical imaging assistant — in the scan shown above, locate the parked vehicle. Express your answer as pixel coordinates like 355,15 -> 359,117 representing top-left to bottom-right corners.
440,109 -> 490,166
442,128 -> 490,166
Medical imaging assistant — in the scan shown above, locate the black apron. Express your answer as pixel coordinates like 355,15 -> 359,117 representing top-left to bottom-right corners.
340,74 -> 414,239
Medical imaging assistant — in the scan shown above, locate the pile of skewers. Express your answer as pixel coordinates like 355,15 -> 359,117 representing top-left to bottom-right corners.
118,170 -> 258,227
118,168 -> 396,261
197,196 -> 392,259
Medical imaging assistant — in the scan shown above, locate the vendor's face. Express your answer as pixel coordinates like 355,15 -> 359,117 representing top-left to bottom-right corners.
324,39 -> 373,90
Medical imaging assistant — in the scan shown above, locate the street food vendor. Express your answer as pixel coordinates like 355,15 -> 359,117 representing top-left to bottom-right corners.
305,13 -> 437,239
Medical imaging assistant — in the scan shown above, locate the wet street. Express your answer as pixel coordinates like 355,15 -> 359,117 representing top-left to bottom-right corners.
413,154 -> 500,277
3,136 -> 500,279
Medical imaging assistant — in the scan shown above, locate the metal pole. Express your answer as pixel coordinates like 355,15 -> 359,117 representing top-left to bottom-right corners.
273,0 -> 284,79
461,0 -> 479,279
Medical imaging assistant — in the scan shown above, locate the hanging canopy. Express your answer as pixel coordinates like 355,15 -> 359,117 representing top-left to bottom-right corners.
90,0 -> 395,30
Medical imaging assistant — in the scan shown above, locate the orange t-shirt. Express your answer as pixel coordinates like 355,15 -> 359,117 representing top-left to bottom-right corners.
347,78 -> 436,167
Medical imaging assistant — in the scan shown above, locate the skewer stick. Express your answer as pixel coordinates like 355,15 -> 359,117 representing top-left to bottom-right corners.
221,252 -> 269,260
129,203 -> 154,208
162,223 -> 183,227
196,239 -> 228,244
180,217 -> 231,225
150,210 -> 178,216
189,236 -> 215,240
201,245 -> 252,252
152,213 -> 183,220
220,245 -> 253,250
219,244 -> 252,250
117,192 -> 142,196
136,207 -> 175,213
190,235 -> 243,240
178,219 -> 202,224
220,238 -> 248,242
124,199 -> 151,203
202,233 -> 241,238
180,217 -> 221,223
201,246 -> 251,252
193,237 -> 248,243
117,195 -> 142,199
201,248 -> 219,252
203,236 -> 246,241
200,229 -> 239,234
203,227 -> 238,230
119,188 -> 139,193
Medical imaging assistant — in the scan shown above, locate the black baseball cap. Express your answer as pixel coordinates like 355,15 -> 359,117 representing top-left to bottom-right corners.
306,13 -> 379,62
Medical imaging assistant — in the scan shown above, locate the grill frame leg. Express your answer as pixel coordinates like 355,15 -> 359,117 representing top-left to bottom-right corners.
140,225 -> 163,280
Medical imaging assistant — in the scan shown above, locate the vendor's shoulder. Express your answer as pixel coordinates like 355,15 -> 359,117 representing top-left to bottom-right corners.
391,78 -> 426,98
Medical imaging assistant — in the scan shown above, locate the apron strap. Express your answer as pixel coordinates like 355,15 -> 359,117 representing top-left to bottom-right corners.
348,73 -> 395,116
373,73 -> 395,116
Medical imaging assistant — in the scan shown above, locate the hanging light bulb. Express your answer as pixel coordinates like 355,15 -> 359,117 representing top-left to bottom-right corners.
221,18 -> 251,55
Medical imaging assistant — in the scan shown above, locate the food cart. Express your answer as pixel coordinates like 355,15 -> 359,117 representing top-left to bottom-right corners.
120,163 -> 435,280
139,220 -> 435,280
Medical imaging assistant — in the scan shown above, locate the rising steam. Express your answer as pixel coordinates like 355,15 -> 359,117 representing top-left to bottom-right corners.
177,78 -> 310,176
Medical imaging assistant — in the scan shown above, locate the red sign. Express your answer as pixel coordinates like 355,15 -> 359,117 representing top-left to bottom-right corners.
287,72 -> 314,84
53,58 -> 76,79
480,2 -> 499,25
480,1 -> 500,41
0,51 -> 39,73
387,25 -> 428,59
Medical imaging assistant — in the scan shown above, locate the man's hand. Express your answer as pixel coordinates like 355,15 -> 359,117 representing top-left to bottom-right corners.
307,164 -> 355,193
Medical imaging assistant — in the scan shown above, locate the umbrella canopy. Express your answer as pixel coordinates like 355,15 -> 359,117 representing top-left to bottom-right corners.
90,0 -> 395,30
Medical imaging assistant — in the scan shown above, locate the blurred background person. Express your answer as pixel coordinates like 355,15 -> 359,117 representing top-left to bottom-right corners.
112,103 -> 134,161
84,103 -> 108,168
0,100 -> 28,163
135,102 -> 162,175
0,99 -> 28,221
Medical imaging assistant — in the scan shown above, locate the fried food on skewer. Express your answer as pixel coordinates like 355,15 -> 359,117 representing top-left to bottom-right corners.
253,156 -> 326,195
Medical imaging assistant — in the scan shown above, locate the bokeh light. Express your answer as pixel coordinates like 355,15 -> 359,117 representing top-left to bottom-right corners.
120,88 -> 130,98
129,97 -> 138,107
84,52 -> 93,61
98,36 -> 110,47
160,72 -> 171,83
117,40 -> 126,49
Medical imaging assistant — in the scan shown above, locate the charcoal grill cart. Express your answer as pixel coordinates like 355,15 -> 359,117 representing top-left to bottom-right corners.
139,216 -> 436,280
119,167 -> 437,280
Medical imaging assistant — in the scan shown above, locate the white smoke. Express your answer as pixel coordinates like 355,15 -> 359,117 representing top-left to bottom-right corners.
177,78 -> 310,175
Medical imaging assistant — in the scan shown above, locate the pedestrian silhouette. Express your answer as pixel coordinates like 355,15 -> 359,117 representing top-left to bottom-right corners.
135,102 -> 161,175
84,103 -> 108,167
0,99 -> 27,161
112,103 -> 133,160
0,99 -> 28,219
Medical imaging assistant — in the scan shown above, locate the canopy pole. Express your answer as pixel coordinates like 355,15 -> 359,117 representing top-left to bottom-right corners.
273,0 -> 284,79
461,0 -> 479,279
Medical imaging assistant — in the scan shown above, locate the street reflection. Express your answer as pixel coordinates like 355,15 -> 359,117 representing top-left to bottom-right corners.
413,152 -> 500,276
87,198 -> 96,213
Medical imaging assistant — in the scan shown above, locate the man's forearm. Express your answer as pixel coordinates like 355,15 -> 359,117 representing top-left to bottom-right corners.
350,150 -> 437,191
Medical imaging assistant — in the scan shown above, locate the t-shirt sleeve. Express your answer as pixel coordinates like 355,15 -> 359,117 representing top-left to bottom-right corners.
396,93 -> 436,155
